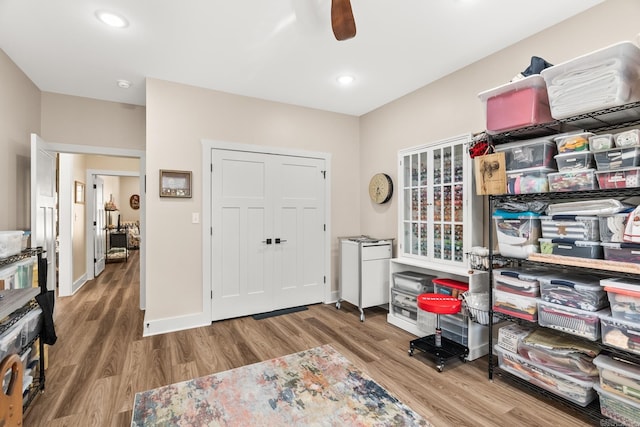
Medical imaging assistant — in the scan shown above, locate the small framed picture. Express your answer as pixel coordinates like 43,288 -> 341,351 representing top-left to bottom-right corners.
75,181 -> 85,204
160,170 -> 192,198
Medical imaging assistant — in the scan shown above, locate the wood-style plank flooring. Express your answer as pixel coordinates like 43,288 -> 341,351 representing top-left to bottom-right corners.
24,251 -> 594,426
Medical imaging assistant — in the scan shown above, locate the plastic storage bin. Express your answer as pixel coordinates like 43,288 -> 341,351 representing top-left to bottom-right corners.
493,289 -> 539,322
478,75 -> 554,135
0,231 -> 24,258
391,303 -> 418,323
554,151 -> 594,172
599,213 -> 630,243
540,215 -> 600,241
392,271 -> 436,293
590,134 -> 614,151
537,300 -> 607,341
494,137 -> 556,170
21,307 -> 42,345
0,322 -> 24,362
594,383 -> 640,427
539,274 -> 608,311
0,265 -> 17,291
594,146 -> 640,171
506,166 -> 554,194
440,314 -> 468,346
492,268 -> 541,297
537,238 -> 603,259
554,133 -> 593,153
495,345 -> 596,406
601,314 -> 640,355
596,167 -> 640,189
391,288 -> 418,310
602,242 -> 640,263
615,129 -> 640,148
541,41 -> 640,119
497,323 -> 534,353
546,199 -> 627,216
493,210 -> 541,259
593,354 -> 640,405
602,277 -> 640,322
547,169 -> 598,192
519,328 -> 600,381
433,278 -> 468,298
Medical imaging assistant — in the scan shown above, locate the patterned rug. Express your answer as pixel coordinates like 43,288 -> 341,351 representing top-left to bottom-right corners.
132,344 -> 430,426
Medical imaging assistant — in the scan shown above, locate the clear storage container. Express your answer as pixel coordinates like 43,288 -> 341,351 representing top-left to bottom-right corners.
615,129 -> 640,148
493,210 -> 541,259
0,231 -> 24,258
601,314 -> 640,355
440,314 -> 468,346
539,274 -> 608,311
546,199 -> 628,216
554,151 -> 594,172
392,271 -> 436,293
598,213 -> 630,243
0,322 -> 24,362
594,383 -> 640,427
593,354 -> 640,405
537,238 -> 603,259
541,41 -> 640,119
493,289 -> 539,322
433,278 -> 468,298
547,169 -> 598,192
494,137 -> 557,170
602,277 -> 640,322
391,288 -> 418,310
590,134 -> 614,151
595,167 -> 640,189
492,268 -> 541,297
478,75 -> 554,135
391,303 -> 417,323
537,300 -> 607,341
506,166 -> 554,194
594,146 -> 640,171
554,133 -> 593,153
602,242 -> 640,263
540,215 -> 600,241
495,345 -> 596,406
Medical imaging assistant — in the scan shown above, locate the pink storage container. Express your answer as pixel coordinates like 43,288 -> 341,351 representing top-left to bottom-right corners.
478,75 -> 554,135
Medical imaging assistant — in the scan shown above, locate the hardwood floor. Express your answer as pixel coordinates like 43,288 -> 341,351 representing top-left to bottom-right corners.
24,251 -> 595,426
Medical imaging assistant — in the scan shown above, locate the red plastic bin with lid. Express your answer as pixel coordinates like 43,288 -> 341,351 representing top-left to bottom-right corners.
433,278 -> 469,298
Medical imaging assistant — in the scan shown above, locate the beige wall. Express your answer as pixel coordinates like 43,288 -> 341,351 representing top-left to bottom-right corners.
359,0 -> 640,243
119,177 -> 141,223
41,92 -> 145,150
72,155 -> 87,281
0,50 -> 41,230
145,78 -> 360,321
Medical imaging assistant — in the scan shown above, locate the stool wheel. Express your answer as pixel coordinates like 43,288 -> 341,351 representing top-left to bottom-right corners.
436,364 -> 444,373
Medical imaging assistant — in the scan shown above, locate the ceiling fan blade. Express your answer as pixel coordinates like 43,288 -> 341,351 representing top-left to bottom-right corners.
331,0 -> 356,41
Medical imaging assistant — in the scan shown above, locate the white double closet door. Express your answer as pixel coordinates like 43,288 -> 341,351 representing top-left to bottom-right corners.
211,149 -> 326,321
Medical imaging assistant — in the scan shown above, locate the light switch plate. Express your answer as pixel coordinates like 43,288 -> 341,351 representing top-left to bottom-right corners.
192,212 -> 199,224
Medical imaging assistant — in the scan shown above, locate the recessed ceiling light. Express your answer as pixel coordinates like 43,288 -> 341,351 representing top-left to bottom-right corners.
117,79 -> 132,89
337,75 -> 355,86
96,10 -> 129,28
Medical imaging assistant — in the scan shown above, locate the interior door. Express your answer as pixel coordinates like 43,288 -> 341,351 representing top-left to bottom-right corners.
94,176 -> 105,276
30,134 -> 57,292
272,156 -> 325,309
211,149 -> 325,321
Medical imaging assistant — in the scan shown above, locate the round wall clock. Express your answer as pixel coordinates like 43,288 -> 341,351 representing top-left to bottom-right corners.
368,173 -> 393,204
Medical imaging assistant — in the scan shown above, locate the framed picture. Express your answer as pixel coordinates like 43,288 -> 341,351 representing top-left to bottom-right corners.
75,181 -> 85,204
160,170 -> 192,198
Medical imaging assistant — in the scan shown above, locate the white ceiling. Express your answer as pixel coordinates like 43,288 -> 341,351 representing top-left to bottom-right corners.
0,0 -> 604,116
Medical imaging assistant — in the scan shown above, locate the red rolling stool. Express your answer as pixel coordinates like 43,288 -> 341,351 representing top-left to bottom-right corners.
408,293 -> 469,372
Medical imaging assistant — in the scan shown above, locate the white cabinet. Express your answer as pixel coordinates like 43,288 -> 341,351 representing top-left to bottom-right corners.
388,258 -> 490,361
338,237 -> 393,321
388,134 -> 488,360
398,134 -> 482,265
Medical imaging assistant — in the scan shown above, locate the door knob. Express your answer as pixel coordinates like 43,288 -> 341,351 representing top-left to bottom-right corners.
275,238 -> 287,244
262,238 -> 272,244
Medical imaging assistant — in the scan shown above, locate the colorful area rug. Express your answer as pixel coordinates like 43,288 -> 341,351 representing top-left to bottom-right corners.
132,344 -> 429,426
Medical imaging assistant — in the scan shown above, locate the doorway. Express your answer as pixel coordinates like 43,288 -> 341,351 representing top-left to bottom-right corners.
31,134 -> 146,308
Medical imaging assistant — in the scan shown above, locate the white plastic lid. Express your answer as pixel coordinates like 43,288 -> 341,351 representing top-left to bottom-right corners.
539,300 -> 610,317
538,274 -> 602,291
478,75 -> 547,102
600,277 -> 640,291
593,354 -> 640,381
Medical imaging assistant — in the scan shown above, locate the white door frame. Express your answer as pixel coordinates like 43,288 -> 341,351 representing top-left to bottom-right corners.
33,138 -> 147,310
201,139 -> 332,321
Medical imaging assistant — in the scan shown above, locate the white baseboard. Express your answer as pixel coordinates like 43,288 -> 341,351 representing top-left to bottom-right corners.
327,290 -> 339,304
72,274 -> 87,294
143,312 -> 210,337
